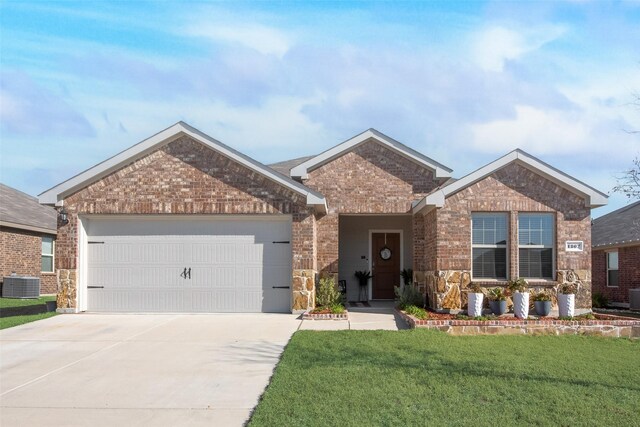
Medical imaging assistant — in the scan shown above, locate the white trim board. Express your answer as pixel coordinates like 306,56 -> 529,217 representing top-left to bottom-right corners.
413,149 -> 608,214
291,128 -> 452,180
39,122 -> 327,214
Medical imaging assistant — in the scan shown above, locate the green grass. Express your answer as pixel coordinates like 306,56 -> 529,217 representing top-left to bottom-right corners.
0,312 -> 57,329
0,296 -> 57,329
0,295 -> 56,308
250,330 -> 640,426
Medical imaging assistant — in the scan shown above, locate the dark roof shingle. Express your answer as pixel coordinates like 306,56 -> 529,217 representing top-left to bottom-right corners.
592,201 -> 640,248
268,155 -> 316,176
0,183 -> 57,233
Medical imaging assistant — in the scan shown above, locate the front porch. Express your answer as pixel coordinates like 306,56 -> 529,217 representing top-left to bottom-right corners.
337,214 -> 414,303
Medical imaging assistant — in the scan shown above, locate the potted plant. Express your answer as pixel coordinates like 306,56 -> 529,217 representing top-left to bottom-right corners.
354,270 -> 372,302
488,287 -> 507,315
508,278 -> 529,319
467,283 -> 484,317
400,268 -> 414,286
558,283 -> 577,318
532,291 -> 552,316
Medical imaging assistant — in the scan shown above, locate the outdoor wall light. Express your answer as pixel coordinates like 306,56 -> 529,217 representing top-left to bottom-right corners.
58,207 -> 69,225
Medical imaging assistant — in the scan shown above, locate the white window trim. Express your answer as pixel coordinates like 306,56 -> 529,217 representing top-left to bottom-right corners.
471,213 -> 508,281
517,213 -> 555,280
41,237 -> 55,273
606,250 -> 619,288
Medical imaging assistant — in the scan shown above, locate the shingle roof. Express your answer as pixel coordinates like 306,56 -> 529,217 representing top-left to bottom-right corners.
0,183 -> 57,234
268,155 -> 316,176
592,201 -> 640,248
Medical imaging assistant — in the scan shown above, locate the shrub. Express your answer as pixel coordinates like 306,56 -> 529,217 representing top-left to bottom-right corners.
329,304 -> 346,314
508,278 -> 528,293
404,305 -> 428,320
394,284 -> 423,309
592,292 -> 609,308
488,287 -> 507,301
316,277 -> 341,308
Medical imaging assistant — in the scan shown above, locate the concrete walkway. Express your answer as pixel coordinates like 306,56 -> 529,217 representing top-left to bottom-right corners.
299,301 -> 408,331
0,313 -> 301,427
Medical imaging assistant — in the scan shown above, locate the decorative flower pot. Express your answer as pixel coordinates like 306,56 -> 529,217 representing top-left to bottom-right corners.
558,293 -> 575,318
489,300 -> 507,315
534,300 -> 551,317
513,292 -> 530,319
468,293 -> 484,317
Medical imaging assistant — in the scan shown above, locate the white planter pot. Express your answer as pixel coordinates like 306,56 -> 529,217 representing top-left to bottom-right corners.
513,292 -> 529,319
468,293 -> 484,317
558,293 -> 575,318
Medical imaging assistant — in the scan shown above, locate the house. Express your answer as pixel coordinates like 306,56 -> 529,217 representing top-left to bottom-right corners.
38,122 -> 607,313
592,201 -> 640,306
1,183 -> 58,294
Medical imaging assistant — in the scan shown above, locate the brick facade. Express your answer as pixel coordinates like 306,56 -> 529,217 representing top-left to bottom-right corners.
0,227 -> 57,294
592,245 -> 640,304
302,140 -> 441,276
56,135 -> 317,310
417,163 -> 593,310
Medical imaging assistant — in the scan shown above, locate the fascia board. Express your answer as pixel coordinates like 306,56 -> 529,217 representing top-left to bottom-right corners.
39,122 -> 327,212
291,129 -> 453,179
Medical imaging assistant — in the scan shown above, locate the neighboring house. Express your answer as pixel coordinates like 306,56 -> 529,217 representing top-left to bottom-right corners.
38,122 -> 607,313
592,201 -> 640,306
1,183 -> 58,294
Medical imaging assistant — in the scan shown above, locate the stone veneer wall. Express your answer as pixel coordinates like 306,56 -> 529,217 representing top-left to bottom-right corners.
55,136 -> 317,311
303,139 -> 442,276
418,163 -> 593,310
0,227 -> 57,294
423,269 -> 591,311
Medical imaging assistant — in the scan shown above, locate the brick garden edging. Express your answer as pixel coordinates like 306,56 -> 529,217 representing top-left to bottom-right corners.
395,309 -> 640,338
302,311 -> 349,320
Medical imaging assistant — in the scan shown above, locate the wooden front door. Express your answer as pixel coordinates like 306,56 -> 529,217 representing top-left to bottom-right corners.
371,232 -> 400,299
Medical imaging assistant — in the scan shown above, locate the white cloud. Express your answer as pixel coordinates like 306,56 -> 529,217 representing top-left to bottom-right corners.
472,25 -> 566,72
470,105 -> 589,154
186,23 -> 291,57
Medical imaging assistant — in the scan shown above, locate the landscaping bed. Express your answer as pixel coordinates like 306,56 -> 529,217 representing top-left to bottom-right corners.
249,330 -> 640,425
396,308 -> 640,337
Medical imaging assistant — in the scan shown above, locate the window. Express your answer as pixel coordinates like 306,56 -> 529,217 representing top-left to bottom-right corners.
607,251 -> 619,287
472,213 -> 507,279
518,213 -> 554,279
41,236 -> 54,273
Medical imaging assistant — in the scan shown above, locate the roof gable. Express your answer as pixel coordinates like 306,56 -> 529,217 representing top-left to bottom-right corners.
290,129 -> 452,180
592,201 -> 640,248
39,122 -> 327,213
1,183 -> 57,234
413,149 -> 608,213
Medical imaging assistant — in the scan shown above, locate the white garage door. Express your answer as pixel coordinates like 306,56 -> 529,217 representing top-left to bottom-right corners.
84,216 -> 292,313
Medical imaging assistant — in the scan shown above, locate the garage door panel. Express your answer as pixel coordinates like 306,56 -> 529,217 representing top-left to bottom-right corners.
85,216 -> 291,313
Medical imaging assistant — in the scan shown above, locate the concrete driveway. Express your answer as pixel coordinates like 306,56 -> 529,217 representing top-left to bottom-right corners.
0,313 -> 302,427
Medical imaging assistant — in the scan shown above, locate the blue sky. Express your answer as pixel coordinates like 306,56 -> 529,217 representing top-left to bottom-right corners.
1,1 -> 638,217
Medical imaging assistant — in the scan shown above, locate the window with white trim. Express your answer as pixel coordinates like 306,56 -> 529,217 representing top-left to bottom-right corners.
518,213 -> 554,279
472,213 -> 507,279
607,251 -> 619,287
41,236 -> 54,273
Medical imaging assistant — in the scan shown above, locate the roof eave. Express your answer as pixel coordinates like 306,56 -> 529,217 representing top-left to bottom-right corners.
291,129 -> 452,180
39,122 -> 328,213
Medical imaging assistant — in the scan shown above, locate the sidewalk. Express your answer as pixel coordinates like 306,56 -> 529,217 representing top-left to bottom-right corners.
299,301 -> 408,331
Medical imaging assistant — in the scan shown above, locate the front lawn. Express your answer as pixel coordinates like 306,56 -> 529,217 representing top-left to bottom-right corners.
0,295 -> 55,309
250,330 -> 640,426
0,296 -> 57,329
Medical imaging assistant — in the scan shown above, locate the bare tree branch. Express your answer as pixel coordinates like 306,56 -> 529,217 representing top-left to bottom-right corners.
612,157 -> 640,201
